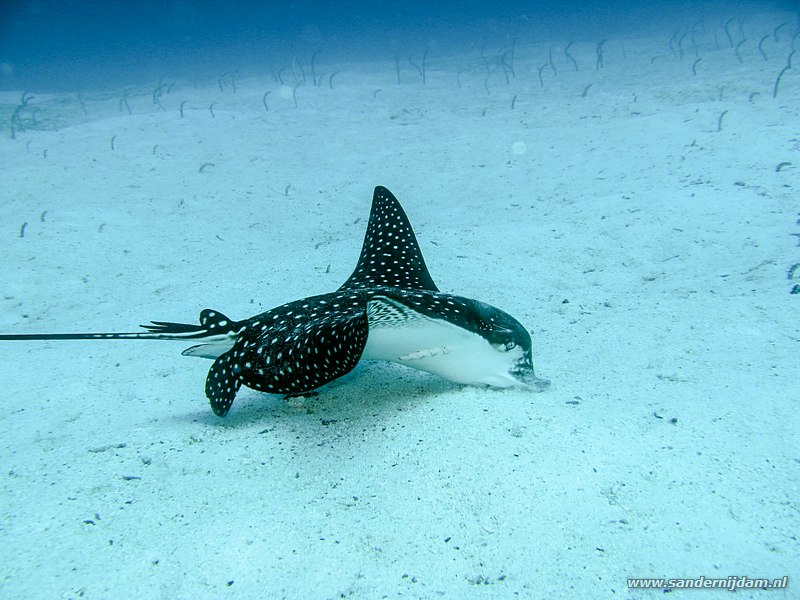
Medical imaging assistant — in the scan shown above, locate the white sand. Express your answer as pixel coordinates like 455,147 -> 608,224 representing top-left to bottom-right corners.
1,10 -> 798,600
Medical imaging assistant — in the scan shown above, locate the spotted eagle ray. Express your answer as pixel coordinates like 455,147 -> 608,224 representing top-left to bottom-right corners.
0,186 -> 549,416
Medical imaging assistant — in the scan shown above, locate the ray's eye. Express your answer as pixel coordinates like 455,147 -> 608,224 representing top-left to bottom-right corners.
504,341 -> 516,351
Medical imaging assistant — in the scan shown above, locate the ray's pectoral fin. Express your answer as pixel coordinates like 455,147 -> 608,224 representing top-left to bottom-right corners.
206,309 -> 371,416
182,340 -> 238,360
205,350 -> 243,417
242,312 -> 370,394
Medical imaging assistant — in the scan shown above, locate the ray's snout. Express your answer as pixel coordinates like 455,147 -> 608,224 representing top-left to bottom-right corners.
513,366 -> 551,392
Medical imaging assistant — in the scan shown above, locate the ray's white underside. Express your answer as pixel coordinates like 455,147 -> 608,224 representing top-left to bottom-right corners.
362,297 -> 525,387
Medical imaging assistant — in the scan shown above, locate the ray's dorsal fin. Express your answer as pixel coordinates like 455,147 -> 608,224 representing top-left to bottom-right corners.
338,186 -> 439,292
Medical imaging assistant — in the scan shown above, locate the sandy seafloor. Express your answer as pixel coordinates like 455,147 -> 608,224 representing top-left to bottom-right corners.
1,9 -> 799,600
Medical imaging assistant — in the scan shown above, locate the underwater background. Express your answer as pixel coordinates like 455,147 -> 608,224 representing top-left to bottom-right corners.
1,0 -> 798,598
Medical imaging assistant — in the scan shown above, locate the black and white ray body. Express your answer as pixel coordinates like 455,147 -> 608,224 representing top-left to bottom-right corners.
0,186 -> 549,416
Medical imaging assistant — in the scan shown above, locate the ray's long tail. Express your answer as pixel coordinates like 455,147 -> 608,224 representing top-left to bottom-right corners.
0,309 -> 236,343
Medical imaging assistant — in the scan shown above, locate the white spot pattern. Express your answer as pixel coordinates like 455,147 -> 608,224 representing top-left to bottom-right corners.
201,186 -> 536,416
339,186 -> 439,292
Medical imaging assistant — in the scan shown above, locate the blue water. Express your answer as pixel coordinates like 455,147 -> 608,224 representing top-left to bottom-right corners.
2,0 -> 794,90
